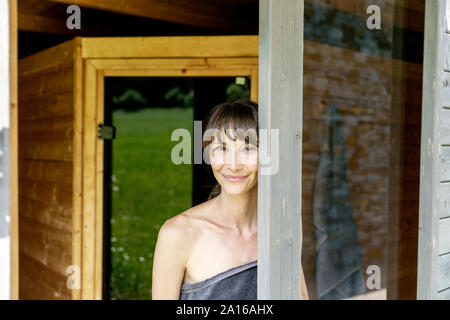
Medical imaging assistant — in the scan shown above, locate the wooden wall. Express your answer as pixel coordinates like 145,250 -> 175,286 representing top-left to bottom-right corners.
18,39 -> 75,299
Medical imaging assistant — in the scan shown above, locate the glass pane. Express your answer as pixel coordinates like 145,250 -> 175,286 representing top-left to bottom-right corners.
301,0 -> 424,300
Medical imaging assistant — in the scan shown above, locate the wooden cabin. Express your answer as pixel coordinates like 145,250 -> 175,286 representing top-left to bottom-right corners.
1,0 -> 450,300
18,35 -> 259,299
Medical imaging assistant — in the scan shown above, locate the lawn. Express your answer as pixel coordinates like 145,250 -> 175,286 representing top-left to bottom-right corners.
110,107 -> 193,300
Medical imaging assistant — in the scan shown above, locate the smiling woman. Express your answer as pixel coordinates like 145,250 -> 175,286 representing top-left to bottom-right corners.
151,99 -> 309,300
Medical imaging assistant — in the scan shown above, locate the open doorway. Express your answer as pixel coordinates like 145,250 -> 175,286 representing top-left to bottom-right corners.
102,76 -> 251,299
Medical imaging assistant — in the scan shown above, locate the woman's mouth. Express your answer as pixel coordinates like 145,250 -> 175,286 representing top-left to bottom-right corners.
221,173 -> 248,182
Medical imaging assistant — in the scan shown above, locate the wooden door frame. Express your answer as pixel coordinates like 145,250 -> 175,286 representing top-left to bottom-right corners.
258,0 -> 304,299
4,0 -> 18,300
76,35 -> 258,299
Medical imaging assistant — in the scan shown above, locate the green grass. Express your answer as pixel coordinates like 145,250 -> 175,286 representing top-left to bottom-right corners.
110,107 -> 193,300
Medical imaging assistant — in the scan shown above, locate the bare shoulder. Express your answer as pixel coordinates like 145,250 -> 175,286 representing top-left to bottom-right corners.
157,212 -> 192,255
157,199 -> 216,253
152,201 -> 217,298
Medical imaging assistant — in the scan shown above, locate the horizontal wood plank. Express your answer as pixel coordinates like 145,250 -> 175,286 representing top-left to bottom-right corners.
19,114 -> 73,139
438,287 -> 450,299
89,57 -> 259,70
441,146 -> 450,181
438,253 -> 450,291
19,92 -> 73,120
19,39 -> 74,78
19,252 -> 71,299
18,12 -> 73,36
19,66 -> 73,102
19,177 -> 72,209
19,137 -> 73,161
438,218 -> 450,255
50,0 -> 254,33
19,270 -> 58,300
207,57 -> 259,66
441,108 -> 450,144
445,34 -> 450,71
19,215 -> 72,276
19,159 -> 72,184
440,182 -> 450,218
444,71 -> 450,107
103,68 -> 254,77
81,36 -> 258,58
446,0 -> 450,33
19,195 -> 72,233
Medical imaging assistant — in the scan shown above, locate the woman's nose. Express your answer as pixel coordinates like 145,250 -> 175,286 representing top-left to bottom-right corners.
227,149 -> 241,169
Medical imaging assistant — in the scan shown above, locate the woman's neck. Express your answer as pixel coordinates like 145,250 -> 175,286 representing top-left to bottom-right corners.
214,185 -> 258,234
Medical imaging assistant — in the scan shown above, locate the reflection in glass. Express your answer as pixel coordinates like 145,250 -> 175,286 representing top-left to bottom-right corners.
302,0 -> 424,300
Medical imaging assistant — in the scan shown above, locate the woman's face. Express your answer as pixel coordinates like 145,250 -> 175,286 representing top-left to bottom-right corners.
209,128 -> 258,196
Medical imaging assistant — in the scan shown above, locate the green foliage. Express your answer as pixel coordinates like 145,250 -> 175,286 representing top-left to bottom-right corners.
112,88 -> 149,106
110,107 -> 193,300
226,83 -> 250,102
163,87 -> 194,108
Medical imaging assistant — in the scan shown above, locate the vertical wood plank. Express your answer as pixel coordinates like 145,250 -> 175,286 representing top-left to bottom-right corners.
250,67 -> 258,103
72,37 -> 82,300
417,0 -> 446,300
258,0 -> 304,299
9,0 -> 18,301
81,60 -> 97,299
387,3 -> 407,298
94,70 -> 104,299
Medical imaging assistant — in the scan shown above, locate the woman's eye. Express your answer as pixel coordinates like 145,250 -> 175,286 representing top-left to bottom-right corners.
214,145 -> 226,151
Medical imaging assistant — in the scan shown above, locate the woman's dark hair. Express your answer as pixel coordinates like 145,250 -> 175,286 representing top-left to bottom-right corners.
202,99 -> 259,200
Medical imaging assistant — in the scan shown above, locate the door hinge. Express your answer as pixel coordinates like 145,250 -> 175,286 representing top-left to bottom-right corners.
98,124 -> 116,140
